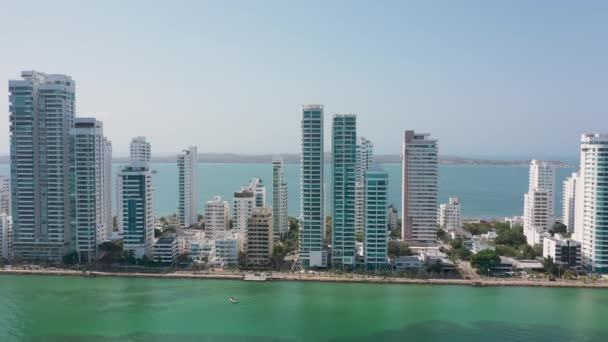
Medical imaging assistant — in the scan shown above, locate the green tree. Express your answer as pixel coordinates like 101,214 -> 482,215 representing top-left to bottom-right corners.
437,228 -> 447,242
542,256 -> 559,277
463,222 -> 492,236
449,238 -> 463,249
154,228 -> 162,238
471,249 -> 501,275
495,245 -> 519,258
518,244 -> 538,259
550,222 -> 568,236
355,231 -> 364,243
429,260 -> 443,274
388,241 -> 411,259
495,228 -> 526,247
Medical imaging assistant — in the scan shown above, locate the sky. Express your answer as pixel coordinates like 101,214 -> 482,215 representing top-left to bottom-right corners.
0,0 -> 606,158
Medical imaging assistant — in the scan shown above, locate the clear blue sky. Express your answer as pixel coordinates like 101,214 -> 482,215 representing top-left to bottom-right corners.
1,0 -> 606,158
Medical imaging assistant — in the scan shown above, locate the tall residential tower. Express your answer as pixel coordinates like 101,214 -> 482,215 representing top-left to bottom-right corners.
300,105 -> 326,267
401,131 -> 438,244
178,146 -> 198,227
272,158 -> 289,240
331,114 -> 357,266
355,137 -> 373,233
9,71 -> 75,261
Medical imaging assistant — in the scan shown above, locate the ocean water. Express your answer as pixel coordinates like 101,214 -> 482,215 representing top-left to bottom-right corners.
0,275 -> 606,341
0,163 -> 577,219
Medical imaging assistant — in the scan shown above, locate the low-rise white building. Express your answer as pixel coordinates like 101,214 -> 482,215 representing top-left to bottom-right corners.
543,234 -> 581,270
438,197 -> 461,230
418,250 -> 455,272
213,231 -> 243,266
393,256 -> 425,272
153,235 -> 181,264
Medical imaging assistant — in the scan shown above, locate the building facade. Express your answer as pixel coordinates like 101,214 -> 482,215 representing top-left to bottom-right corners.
272,158 -> 289,240
118,165 -> 155,258
129,136 -> 151,166
69,118 -> 112,262
523,160 -> 555,246
577,133 -> 608,273
562,172 -> 578,233
0,176 -> 10,216
364,170 -> 388,268
331,114 -> 357,267
205,196 -> 229,234
178,146 -> 198,227
401,131 -> 438,244
153,234 -> 181,264
9,71 -> 75,261
438,197 -> 461,231
233,190 -> 255,232
355,137 -> 373,233
213,231 -> 242,266
245,207 -> 273,266
388,205 -> 398,231
543,234 -> 581,271
300,105 -> 326,267
0,214 -> 12,260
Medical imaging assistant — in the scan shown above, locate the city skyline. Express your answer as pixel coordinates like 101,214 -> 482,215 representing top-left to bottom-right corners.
1,1 -> 607,157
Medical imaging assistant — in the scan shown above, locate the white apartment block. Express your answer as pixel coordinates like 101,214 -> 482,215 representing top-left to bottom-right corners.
401,130 -> 439,244
543,234 -> 581,270
0,214 -> 12,260
233,190 -> 255,232
438,197 -> 461,230
244,178 -> 266,208
576,133 -> 608,273
205,196 -> 229,235
388,205 -> 398,231
272,159 -> 289,240
562,172 -> 578,233
69,118 -> 112,262
355,137 -> 373,233
213,231 -> 243,266
153,234 -> 182,264
129,136 -> 151,166
178,146 -> 198,227
0,176 -> 10,216
523,160 -> 555,246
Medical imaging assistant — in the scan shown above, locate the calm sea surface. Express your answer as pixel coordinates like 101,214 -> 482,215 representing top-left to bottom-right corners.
0,275 -> 606,341
0,163 -> 577,219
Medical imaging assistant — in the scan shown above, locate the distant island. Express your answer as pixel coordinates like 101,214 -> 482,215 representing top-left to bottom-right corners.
0,153 -> 573,167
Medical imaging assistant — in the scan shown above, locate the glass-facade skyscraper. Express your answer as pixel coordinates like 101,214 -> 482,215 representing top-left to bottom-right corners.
300,105 -> 326,267
364,169 -> 388,268
9,71 -> 75,261
331,114 -> 357,267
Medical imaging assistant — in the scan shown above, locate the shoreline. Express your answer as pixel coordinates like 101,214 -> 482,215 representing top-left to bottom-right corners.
2,269 -> 607,289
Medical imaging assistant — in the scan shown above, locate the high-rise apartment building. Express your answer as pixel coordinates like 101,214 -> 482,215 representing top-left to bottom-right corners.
300,105 -> 326,267
331,114 -> 357,266
438,197 -> 461,231
0,214 -> 12,260
129,136 -> 151,166
355,137 -> 373,233
233,190 -> 255,232
245,207 -> 273,266
9,71 -> 75,261
576,134 -> 608,273
69,118 -> 112,262
401,130 -> 438,244
204,196 -> 229,235
562,172 -> 578,232
244,178 -> 266,208
0,176 -> 9,216
523,160 -> 555,245
364,169 -> 388,268
272,158 -> 289,240
118,163 -> 155,258
178,146 -> 198,227
388,205 -> 398,232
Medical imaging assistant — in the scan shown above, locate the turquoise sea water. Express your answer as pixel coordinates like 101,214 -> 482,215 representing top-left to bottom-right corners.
0,275 -> 606,341
0,163 -> 577,219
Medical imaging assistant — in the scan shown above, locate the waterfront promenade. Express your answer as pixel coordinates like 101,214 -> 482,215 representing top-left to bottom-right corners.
2,268 -> 607,289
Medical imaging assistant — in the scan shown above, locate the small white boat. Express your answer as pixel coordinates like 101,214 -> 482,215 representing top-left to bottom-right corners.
229,297 -> 238,304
